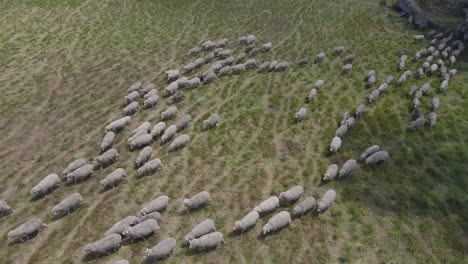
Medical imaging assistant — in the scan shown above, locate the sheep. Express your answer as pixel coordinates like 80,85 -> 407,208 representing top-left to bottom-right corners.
262,211 -> 291,235
441,72 -> 450,81
342,64 -> 352,74
188,77 -> 201,89
104,216 -> 141,237
360,145 -> 380,160
218,49 -> 232,59
400,55 -> 408,62
140,195 -> 169,215
51,192 -> 83,218
377,83 -> 388,93
160,106 -> 178,121
429,64 -> 439,75
141,212 -> 163,222
211,62 -> 223,72
137,159 -> 163,177
174,115 -> 192,132
127,130 -> 149,146
234,211 -> 259,233
124,91 -> 139,105
335,125 -> 348,138
413,107 -> 423,120
413,35 -> 425,41
136,147 -> 153,168
255,61 -> 270,73
239,35 -> 247,44
333,46 -> 345,55
231,64 -> 245,75
422,61 -> 430,70
94,148 -> 119,167
262,42 -> 273,51
202,114 -> 221,130
317,189 -> 336,214
441,50 -> 449,59
306,88 -> 317,103
344,54 -> 356,63
411,97 -> 421,108
428,112 -> 437,127
315,52 -> 326,63
189,232 -> 224,251
235,52 -> 246,64
31,173 -> 61,197
84,234 -> 122,255
194,57 -> 206,68
248,47 -> 259,57
144,93 -> 159,108
279,185 -> 304,204
295,107 -> 307,123
0,200 -> 13,217
426,55 -> 434,62
340,112 -> 350,126
220,66 -> 231,76
164,81 -> 179,96
66,164 -> 94,183
365,151 -> 389,165
439,80 -> 449,93
176,77 -> 190,89
449,56 -> 456,67
396,74 -> 406,86
275,62 -> 289,72
329,136 -> 342,154
413,90 -> 422,99
216,38 -> 228,47
100,168 -> 127,189
355,104 -> 366,118
246,34 -> 256,45
169,134 -> 190,152
398,61 -> 406,71
368,89 -> 381,103
122,219 -> 159,242
127,81 -> 142,93
100,132 -> 115,152
427,94 -> 439,112
448,69 -> 457,77
293,196 -> 316,217
420,83 -> 430,95
296,58 -> 309,67
268,60 -> 279,71
132,122 -> 151,134
165,70 -> 180,82
122,101 -> 138,116
188,47 -> 200,56
339,159 -> 357,178
62,158 -> 87,176
416,68 -> 424,79
160,125 -> 177,145
410,117 -> 425,130
414,51 -> 422,61
244,59 -> 257,69
403,70 -> 412,78
7,218 -> 46,243
202,71 -> 217,84
408,85 -> 418,98
144,238 -> 177,261
253,196 -> 279,214
184,219 -> 216,244
436,59 -> 444,68
223,56 -> 235,65
323,164 -> 339,181
182,191 -> 212,211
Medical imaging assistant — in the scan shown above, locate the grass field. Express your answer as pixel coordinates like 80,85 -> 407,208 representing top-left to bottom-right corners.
0,0 -> 467,263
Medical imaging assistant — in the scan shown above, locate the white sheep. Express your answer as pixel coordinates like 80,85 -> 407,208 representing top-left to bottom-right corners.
365,151 -> 389,165
104,216 -> 141,237
161,125 -> 177,144
323,164 -> 338,181
0,200 -> 13,217
122,219 -> 159,242
94,148 -> 119,167
66,164 -> 94,183
360,145 -> 380,160
144,237 -> 177,261
317,189 -> 336,214
253,196 -> 279,214
140,195 -> 169,215
175,115 -> 192,132
83,234 -> 122,255
122,101 -> 139,116
8,218 -> 47,243
184,219 -> 216,244
293,196 -> 316,217
62,158 -> 87,176
51,192 -> 83,218
234,211 -> 259,234
262,211 -> 291,235
105,116 -> 131,133
100,131 -> 115,152
295,107 -> 307,123
202,114 -> 221,130
100,168 -> 127,189
279,185 -> 304,204
136,146 -> 153,168
127,81 -> 142,93
182,191 -> 212,210
339,159 -> 357,177
189,232 -> 224,251
30,173 -> 61,197
161,106 -> 178,121
137,159 -> 163,177
329,136 -> 342,154
169,134 -> 190,152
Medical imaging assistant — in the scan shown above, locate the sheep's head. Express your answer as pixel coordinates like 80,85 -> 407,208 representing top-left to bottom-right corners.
182,199 -> 191,209
188,239 -> 199,249
83,245 -> 93,254
262,225 -> 271,235
122,228 -> 131,236
234,221 -> 242,231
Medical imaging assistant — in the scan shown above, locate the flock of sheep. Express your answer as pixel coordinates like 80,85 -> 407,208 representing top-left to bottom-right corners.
1,10 -> 467,263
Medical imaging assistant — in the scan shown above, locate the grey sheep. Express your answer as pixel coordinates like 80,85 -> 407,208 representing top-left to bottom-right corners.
355,104 -> 366,118
62,158 -> 87,176
339,159 -> 357,177
51,192 -> 83,217
244,59 -> 257,69
188,47 -> 200,56
84,234 -> 122,255
189,232 -> 224,251
400,55 -> 408,62
141,212 -> 163,222
100,168 -> 127,189
249,47 -> 259,57
413,35 -> 425,41
184,62 -> 197,73
122,101 -> 139,116
104,216 -> 141,237
176,76 -> 189,88
183,191 -> 212,210
8,218 -> 46,243
306,88 -> 317,103
0,200 -> 13,217
184,219 -> 216,244
105,116 -> 131,133
335,125 -> 348,138
360,145 -> 380,160
365,151 -> 389,165
420,83 -> 430,95
219,66 -> 231,76
428,112 -> 437,127
223,56 -> 235,65
140,195 -> 169,215
211,62 -> 223,72
202,40 -> 216,50
342,64 -> 352,74
431,98 -> 440,112
258,62 -> 270,73
122,219 -> 159,241
169,91 -> 185,105
141,83 -> 156,94
296,58 -> 309,67
403,70 -> 412,77
164,81 -> 179,96
203,71 -> 217,84
246,34 -> 256,45
441,50 -> 449,59
161,106 -> 178,121
315,52 -> 326,63
368,89 -> 381,103
127,81 -> 142,93
293,197 -> 316,217
408,85 -> 418,97
94,148 -> 119,167
295,107 -> 307,123
188,77 -> 201,89
161,125 -> 177,144
262,211 -> 291,235
439,80 -> 449,93
317,189 -> 336,214
66,164 -> 94,183
143,93 -> 159,108
234,211 -> 259,233
396,74 -> 406,86
202,114 -> 221,130
144,238 -> 177,261
127,129 -> 148,145
416,68 -> 424,79
422,61 -> 430,70
449,56 -> 456,67
31,173 -> 61,197
333,46 -> 345,55
137,159 -> 163,177
313,80 -> 324,91
231,64 -> 245,74
398,61 -> 406,71
377,83 -> 388,93
268,60 -> 278,71
175,115 -> 192,132
151,122 -> 166,138
124,91 -> 139,104
216,38 -> 228,47
165,69 -> 180,82
133,122 -> 151,135
239,35 -> 247,44
217,49 -> 231,59
194,57 -> 206,68
344,54 -> 356,63
253,196 -> 279,214
274,62 -> 289,72
410,117 -> 425,130
366,75 -> 376,88
426,55 -> 434,62
262,42 -> 273,51
169,134 -> 190,152
143,88 -> 158,100
430,64 -> 439,75
279,185 -> 304,204
329,136 -> 342,154
136,147 -> 153,168
323,164 -> 338,181
101,132 -> 115,152
235,52 -> 246,64
346,116 -> 356,128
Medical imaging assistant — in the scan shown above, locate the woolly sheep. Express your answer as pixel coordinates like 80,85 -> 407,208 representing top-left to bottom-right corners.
100,168 -> 127,189
439,80 -> 449,93
137,159 -> 163,177
31,173 -> 61,197
323,164 -> 338,181
368,89 -> 381,103
296,58 -> 309,67
360,145 -> 380,160
295,107 -> 307,123
346,117 -> 355,129
416,68 -> 424,79
262,211 -> 291,235
430,64 -> 439,75
246,34 -> 256,45
413,35 -> 425,41
315,52 -> 326,63
244,59 -> 257,69
262,42 -> 272,51
188,77 -> 201,89
426,55 -> 434,62
449,56 -> 456,67
275,62 -> 289,72
448,69 -> 457,77
239,36 -> 247,44
398,61 -> 406,71
194,57 -> 206,68
183,191 -> 212,210
122,219 -> 159,241
51,192 -> 83,218
141,212 -> 163,222
333,46 -> 345,55
217,49 -> 231,59
144,93 -> 159,108
144,238 -> 176,261
420,83 -> 430,95
313,80 -> 324,91
0,200 -> 13,217
410,117 -> 425,130
203,72 -> 217,84
136,146 -> 153,168
94,148 -> 119,167
234,211 -> 259,233
279,185 -> 304,204
105,116 -> 131,133
235,52 -> 246,64
184,219 -> 216,244
123,101 -> 138,116
413,90 -> 422,99
140,195 -> 169,215
253,196 -> 279,214
306,88 -> 317,103
165,70 -> 180,82
175,115 -> 191,132
344,54 -> 356,63
127,81 -> 142,93
428,112 -> 437,127
339,159 -> 357,177
84,234 -> 122,255
342,64 -> 352,74
161,106 -> 178,121
161,125 -> 177,144
269,60 -> 278,71
329,136 -> 342,154
422,61 -> 430,70
202,114 -> 221,130
104,216 -> 141,237
403,70 -> 412,77
7,218 -> 46,243
412,98 -> 421,108
132,122 -> 151,135
317,189 -> 336,214
169,134 -> 190,152
164,81 -> 179,96
431,97 -> 440,112
189,232 -> 224,251
211,62 -> 223,72
413,107 -> 423,120
188,47 -> 200,56
355,104 -> 366,118
223,56 -> 235,65
365,151 -> 389,165
400,55 -> 408,62
66,164 -> 94,183
335,125 -> 348,138
216,38 -> 228,47
220,66 -> 231,76
408,85 -> 418,97
62,158 -> 87,176
257,61 -> 270,73
127,130 -> 148,146
377,83 -> 388,93
231,64 -> 245,74
396,74 -> 406,86
293,196 -> 316,217
100,132 -> 115,152
124,91 -> 139,104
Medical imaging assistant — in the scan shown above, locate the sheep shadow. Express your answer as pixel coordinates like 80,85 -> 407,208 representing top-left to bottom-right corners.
256,225 -> 289,241
7,231 -> 40,245
82,249 -> 119,262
